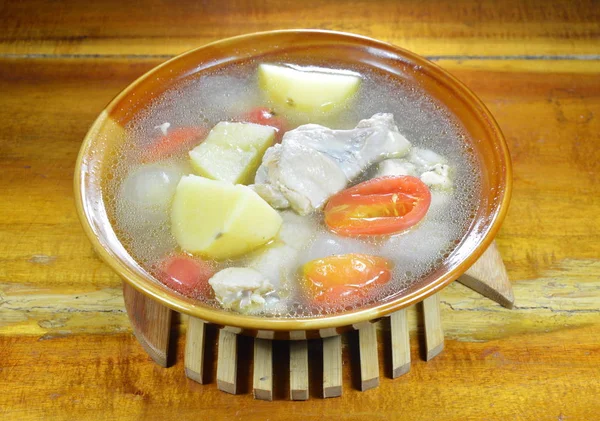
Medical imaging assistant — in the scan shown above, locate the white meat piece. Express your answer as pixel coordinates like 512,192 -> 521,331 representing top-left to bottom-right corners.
374,159 -> 418,178
254,113 -> 412,215
208,267 -> 274,313
420,163 -> 453,190
253,144 -> 278,184
408,147 -> 447,172
251,146 -> 291,208
250,183 -> 290,209
260,140 -> 347,214
406,147 -> 453,190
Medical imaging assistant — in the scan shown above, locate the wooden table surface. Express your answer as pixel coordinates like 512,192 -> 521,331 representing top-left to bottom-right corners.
1,1 -> 599,420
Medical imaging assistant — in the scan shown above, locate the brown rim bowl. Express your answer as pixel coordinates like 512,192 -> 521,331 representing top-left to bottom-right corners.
74,29 -> 512,339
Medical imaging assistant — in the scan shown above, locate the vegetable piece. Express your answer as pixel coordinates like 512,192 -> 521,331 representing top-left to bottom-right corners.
189,122 -> 276,185
170,175 -> 282,259
116,162 -> 184,232
239,107 -> 288,140
258,64 -> 361,117
144,126 -> 207,161
302,253 -> 392,304
324,176 -> 431,236
158,255 -> 214,297
208,267 -> 274,313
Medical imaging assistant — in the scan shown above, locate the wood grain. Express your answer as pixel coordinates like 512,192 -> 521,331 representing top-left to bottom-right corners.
252,338 -> 273,401
358,323 -> 379,391
2,58 -> 598,316
0,0 -> 598,57
289,340 -> 309,401
184,317 -> 205,383
216,330 -> 237,394
423,293 -> 444,361
2,326 -> 600,420
390,309 -> 411,378
459,241 -> 515,308
322,335 -> 343,398
1,59 -> 598,324
1,2 -> 600,416
122,282 -> 172,367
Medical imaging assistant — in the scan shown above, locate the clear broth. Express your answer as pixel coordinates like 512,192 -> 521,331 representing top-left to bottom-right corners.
106,59 -> 481,317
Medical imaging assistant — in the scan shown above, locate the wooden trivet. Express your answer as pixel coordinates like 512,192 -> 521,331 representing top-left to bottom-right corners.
123,240 -> 513,400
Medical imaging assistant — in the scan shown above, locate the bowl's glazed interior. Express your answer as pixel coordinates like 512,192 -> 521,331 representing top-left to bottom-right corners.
74,30 -> 511,336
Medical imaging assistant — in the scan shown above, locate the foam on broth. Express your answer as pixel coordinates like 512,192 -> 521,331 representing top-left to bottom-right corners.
105,59 -> 481,318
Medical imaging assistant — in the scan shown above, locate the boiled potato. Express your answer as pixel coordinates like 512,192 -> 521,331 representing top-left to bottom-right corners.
189,122 -> 276,185
170,175 -> 282,259
258,63 -> 361,117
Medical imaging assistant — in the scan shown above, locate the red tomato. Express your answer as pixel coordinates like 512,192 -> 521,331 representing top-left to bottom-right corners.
239,107 -> 288,140
158,255 -> 214,297
144,126 -> 207,161
303,254 -> 392,305
324,176 -> 431,236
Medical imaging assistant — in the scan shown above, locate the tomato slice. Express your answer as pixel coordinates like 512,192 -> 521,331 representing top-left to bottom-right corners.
144,126 -> 207,161
158,255 -> 214,297
324,176 -> 431,236
303,253 -> 392,305
238,107 -> 288,140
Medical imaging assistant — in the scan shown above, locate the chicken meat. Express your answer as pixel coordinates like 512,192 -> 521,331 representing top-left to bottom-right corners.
252,113 -> 411,215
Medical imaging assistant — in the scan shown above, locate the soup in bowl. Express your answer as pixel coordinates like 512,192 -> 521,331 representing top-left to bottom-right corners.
74,30 -> 511,338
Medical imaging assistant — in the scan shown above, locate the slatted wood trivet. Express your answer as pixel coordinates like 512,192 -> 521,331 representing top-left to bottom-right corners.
123,241 -> 513,400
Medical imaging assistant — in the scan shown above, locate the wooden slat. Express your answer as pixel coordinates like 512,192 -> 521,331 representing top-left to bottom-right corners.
289,340 -> 309,400
423,293 -> 444,361
184,317 -> 205,384
358,323 -> 379,391
459,241 -> 514,308
122,282 -> 172,367
253,338 -> 273,401
216,330 -> 237,394
0,0 -> 598,57
390,309 -> 411,378
322,335 -> 342,398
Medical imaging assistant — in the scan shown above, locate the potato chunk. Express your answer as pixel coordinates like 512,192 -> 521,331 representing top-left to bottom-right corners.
189,122 -> 276,185
258,63 -> 361,118
170,175 -> 282,259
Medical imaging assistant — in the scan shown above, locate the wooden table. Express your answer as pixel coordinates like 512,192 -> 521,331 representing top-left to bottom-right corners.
1,1 -> 599,419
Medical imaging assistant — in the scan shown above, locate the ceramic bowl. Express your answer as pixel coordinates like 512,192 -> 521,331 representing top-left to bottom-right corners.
74,30 -> 511,339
